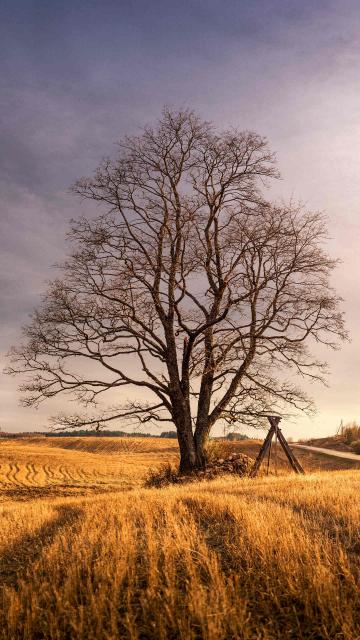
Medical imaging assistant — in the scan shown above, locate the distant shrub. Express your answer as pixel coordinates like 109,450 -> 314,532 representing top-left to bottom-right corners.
340,422 -> 360,444
350,440 -> 360,454
160,431 -> 178,438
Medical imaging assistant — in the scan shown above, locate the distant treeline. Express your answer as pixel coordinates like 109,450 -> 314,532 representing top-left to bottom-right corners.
0,432 -> 44,439
158,431 -> 178,438
43,430 -> 154,438
0,430 -> 179,439
43,430 -> 180,438
1,430 -> 248,440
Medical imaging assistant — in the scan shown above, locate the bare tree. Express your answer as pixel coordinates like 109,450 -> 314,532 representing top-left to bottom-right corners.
7,108 -> 347,473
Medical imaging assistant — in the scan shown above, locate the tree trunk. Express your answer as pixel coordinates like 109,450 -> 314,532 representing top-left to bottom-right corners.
174,408 -> 205,474
194,429 -> 208,469
178,429 -> 197,474
168,351 -> 208,473
176,420 -> 209,473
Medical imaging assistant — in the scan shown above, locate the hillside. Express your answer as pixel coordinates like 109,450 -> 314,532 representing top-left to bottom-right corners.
300,422 -> 360,454
1,436 -> 360,502
0,437 -> 359,639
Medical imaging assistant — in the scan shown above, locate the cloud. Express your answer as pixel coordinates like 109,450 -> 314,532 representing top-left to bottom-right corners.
2,0 -> 360,434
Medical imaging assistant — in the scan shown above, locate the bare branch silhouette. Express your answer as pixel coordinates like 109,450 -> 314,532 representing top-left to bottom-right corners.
6,108 -> 347,472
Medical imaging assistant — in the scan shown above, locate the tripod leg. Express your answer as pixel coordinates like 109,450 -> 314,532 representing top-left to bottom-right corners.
250,426 -> 275,477
266,439 -> 272,475
277,429 -> 305,474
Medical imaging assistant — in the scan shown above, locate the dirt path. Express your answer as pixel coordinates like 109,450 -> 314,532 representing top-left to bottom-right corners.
292,444 -> 360,462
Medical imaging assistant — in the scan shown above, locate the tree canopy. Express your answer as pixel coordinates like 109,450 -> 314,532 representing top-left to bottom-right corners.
7,108 -> 347,471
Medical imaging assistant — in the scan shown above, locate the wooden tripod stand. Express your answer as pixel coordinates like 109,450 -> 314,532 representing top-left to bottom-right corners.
250,416 -> 305,477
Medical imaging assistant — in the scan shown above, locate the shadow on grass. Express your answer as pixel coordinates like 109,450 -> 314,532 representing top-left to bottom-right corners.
0,504 -> 83,587
0,484 -> 131,502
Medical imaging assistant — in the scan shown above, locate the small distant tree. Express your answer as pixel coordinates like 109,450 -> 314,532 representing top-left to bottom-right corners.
226,433 -> 248,441
7,108 -> 346,473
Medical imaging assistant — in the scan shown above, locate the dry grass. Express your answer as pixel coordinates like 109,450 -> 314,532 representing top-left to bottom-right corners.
0,437 -> 359,640
0,437 -> 179,500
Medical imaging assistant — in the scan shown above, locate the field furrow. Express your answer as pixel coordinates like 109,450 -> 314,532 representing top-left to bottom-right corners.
0,437 -> 359,640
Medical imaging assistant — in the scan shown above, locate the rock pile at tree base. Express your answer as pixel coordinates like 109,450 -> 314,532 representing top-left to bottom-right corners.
146,453 -> 254,488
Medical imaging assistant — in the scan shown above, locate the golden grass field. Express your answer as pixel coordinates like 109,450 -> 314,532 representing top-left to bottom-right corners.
0,436 -> 359,640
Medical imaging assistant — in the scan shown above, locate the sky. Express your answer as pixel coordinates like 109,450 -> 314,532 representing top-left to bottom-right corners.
1,0 -> 360,437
